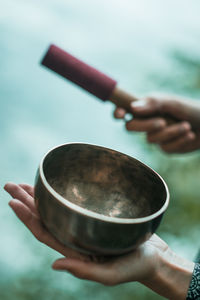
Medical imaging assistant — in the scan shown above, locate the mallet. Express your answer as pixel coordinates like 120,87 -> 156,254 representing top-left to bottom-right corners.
41,44 -> 138,111
41,44 -> 178,126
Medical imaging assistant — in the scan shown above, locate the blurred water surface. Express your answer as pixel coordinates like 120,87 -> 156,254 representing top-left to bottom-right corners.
1,0 -> 200,299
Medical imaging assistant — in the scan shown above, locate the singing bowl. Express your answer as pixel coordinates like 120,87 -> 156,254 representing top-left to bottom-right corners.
34,143 -> 169,256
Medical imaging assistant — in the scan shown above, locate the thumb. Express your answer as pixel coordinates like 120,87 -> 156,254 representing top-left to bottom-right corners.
52,257 -> 117,285
130,98 -> 162,116
130,96 -> 200,127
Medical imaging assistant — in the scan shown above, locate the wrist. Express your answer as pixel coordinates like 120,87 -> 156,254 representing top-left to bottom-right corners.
140,248 -> 194,299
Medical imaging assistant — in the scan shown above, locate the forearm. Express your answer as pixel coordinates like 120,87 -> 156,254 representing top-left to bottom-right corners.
140,249 -> 194,300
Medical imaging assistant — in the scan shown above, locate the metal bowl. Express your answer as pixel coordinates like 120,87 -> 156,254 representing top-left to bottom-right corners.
34,143 -> 169,256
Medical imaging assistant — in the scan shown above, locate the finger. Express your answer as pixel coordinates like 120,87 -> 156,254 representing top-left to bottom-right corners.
52,258 -> 117,286
130,98 -> 162,116
147,122 -> 191,143
178,134 -> 200,153
4,183 -> 37,215
9,198 -> 47,240
9,199 -> 88,261
19,184 -> 34,197
9,199 -> 61,253
113,107 -> 126,119
126,117 -> 166,132
9,199 -> 34,224
160,132 -> 196,153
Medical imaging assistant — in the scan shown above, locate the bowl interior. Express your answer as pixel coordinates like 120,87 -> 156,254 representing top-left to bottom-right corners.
42,144 -> 167,219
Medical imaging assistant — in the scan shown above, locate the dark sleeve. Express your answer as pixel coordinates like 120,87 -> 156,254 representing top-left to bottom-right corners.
186,263 -> 200,299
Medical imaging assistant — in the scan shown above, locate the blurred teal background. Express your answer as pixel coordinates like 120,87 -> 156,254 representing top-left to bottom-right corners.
1,0 -> 200,299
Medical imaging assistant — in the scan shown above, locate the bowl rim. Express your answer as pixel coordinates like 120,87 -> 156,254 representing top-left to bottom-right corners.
38,142 -> 170,224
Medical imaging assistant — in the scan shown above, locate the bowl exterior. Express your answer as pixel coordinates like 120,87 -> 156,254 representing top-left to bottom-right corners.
35,170 -> 163,255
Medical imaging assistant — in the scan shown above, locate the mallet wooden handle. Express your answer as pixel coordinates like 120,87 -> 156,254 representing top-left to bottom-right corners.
109,87 -> 138,111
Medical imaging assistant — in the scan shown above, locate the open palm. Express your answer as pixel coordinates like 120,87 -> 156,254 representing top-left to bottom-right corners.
5,182 -> 169,286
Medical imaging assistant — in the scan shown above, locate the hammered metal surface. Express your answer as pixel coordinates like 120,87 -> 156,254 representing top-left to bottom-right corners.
44,144 -> 164,218
35,143 -> 168,255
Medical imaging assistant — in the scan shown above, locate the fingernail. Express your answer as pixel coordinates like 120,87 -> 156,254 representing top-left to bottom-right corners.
52,260 -> 70,269
52,263 -> 61,270
181,122 -> 191,132
8,199 -> 20,208
154,120 -> 166,129
130,100 -> 147,108
3,184 -> 8,191
187,132 -> 195,140
52,264 -> 69,272
115,108 -> 125,118
124,113 -> 133,122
